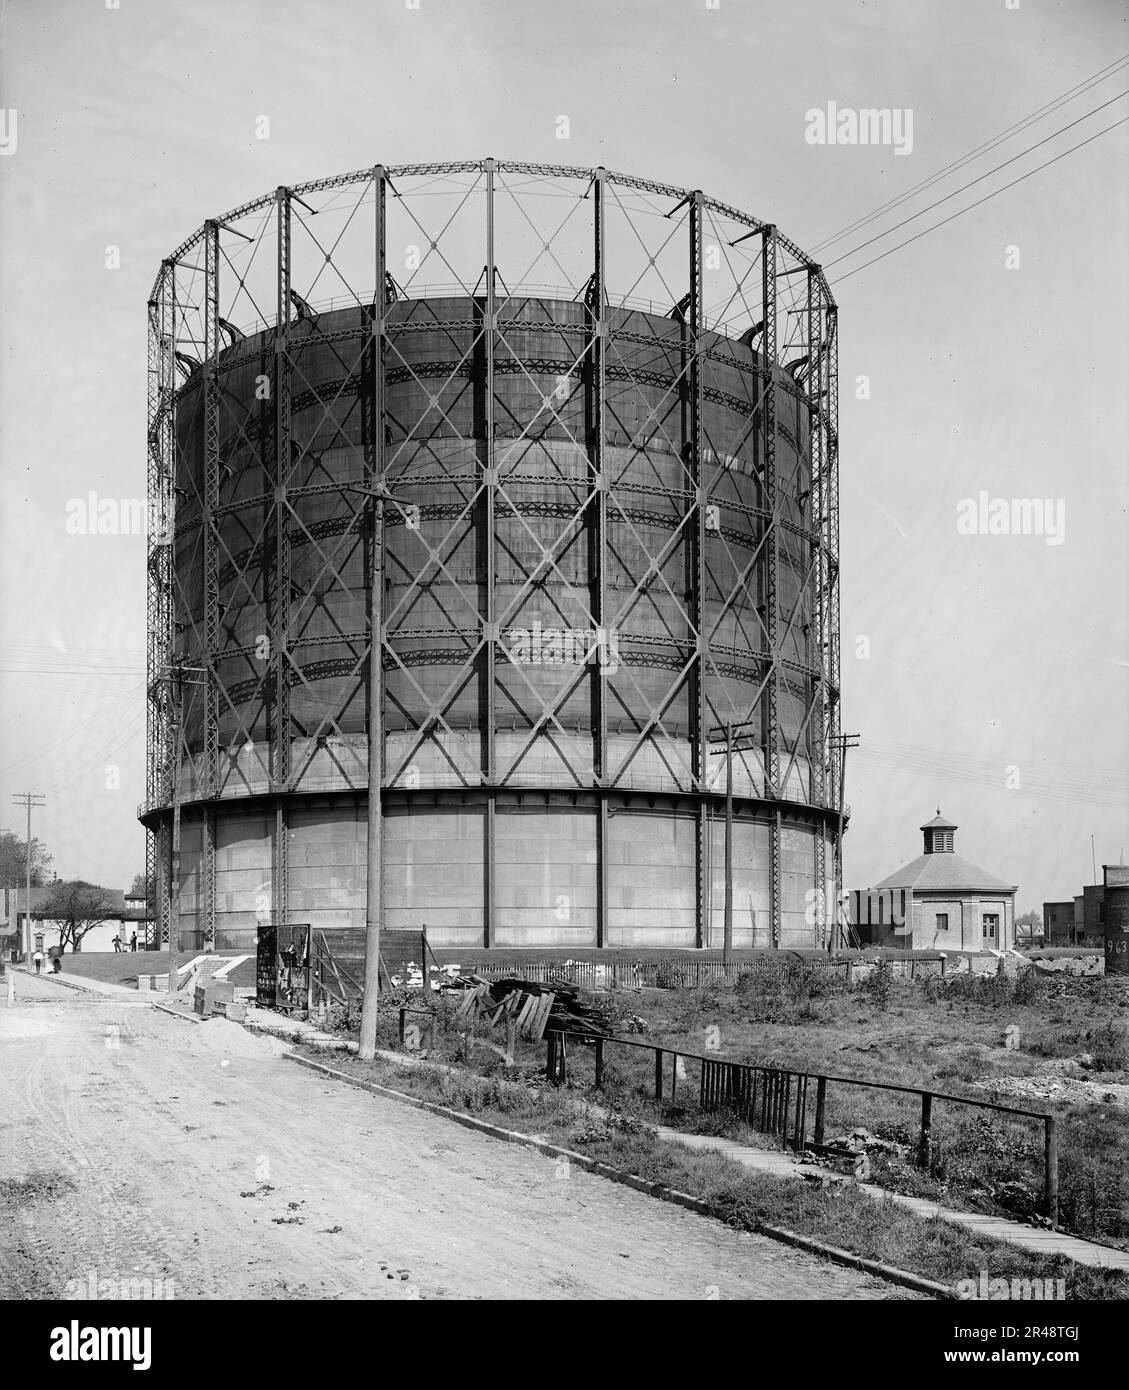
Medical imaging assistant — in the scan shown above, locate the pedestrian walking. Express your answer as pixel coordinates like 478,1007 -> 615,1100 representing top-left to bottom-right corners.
33,949 -> 43,974
130,931 -> 138,952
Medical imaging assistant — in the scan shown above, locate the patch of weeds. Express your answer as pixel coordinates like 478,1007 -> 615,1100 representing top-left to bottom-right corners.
860,962 -> 893,1012
1087,1019 -> 1129,1074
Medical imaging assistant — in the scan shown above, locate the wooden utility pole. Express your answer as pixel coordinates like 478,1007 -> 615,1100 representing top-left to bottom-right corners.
352,482 -> 393,1063
159,662 -> 205,995
829,733 -> 860,954
168,668 -> 183,996
723,723 -> 734,963
12,792 -> 45,960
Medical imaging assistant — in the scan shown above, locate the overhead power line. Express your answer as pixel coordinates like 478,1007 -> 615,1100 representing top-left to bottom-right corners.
812,53 -> 1129,253
833,115 -> 1129,284
824,89 -> 1129,271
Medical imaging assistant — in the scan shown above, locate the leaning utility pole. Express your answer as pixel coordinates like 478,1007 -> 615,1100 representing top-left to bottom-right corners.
12,792 -> 45,960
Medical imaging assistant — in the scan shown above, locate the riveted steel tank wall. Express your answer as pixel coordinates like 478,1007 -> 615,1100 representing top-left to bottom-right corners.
171,297 -> 814,795
164,297 -> 824,948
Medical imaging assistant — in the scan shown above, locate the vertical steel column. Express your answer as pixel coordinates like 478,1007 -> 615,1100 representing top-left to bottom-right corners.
826,303 -> 842,906
483,159 -> 497,947
272,187 -> 292,934
202,220 -> 220,946
807,269 -> 826,947
155,818 -> 170,945
591,168 -> 608,950
762,227 -> 781,947
144,827 -> 156,947
203,807 -> 216,948
690,191 -> 707,951
148,262 -> 176,947
274,801 -> 288,938
369,164 -> 388,950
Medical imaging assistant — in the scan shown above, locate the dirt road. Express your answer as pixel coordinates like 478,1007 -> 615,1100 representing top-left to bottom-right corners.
0,973 -> 905,1300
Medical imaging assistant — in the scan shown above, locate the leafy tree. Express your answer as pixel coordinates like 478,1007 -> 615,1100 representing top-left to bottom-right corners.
40,880 -> 115,953
0,830 -> 53,888
128,871 -> 155,904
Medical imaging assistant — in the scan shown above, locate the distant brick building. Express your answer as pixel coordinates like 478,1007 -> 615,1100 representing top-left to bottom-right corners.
1044,864 -> 1128,949
1044,900 -> 1077,946
851,811 -> 1017,952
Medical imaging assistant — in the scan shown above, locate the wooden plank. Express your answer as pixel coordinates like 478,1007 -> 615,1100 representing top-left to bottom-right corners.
516,993 -> 539,1039
530,991 -> 555,1042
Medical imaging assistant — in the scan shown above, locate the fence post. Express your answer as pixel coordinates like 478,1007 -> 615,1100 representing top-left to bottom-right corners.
918,1092 -> 933,1168
1045,1116 -> 1059,1226
398,1007 -> 406,1046
813,1075 -> 827,1146
594,1036 -> 604,1089
429,1011 -> 437,1051
654,1048 -> 664,1102
546,1032 -> 556,1083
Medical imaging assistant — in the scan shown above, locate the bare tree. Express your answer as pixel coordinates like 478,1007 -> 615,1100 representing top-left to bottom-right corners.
40,880 -> 115,953
1015,909 -> 1043,947
128,871 -> 155,906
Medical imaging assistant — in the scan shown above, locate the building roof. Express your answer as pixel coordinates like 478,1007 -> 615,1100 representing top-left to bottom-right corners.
875,851 -> 1016,894
920,811 -> 958,831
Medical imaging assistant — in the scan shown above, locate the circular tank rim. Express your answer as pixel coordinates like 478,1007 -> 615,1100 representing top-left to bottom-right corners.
149,159 -> 836,312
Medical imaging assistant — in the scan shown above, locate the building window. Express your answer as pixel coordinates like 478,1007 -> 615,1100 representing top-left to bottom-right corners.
984,913 -> 999,943
936,913 -> 948,931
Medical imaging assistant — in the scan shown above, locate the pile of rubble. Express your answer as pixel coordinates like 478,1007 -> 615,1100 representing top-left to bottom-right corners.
442,974 -> 611,1042
807,1126 -> 910,1181
973,1073 -> 1129,1108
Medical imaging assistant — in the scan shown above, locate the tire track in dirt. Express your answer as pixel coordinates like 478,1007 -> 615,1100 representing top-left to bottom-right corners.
2,985 -> 910,1300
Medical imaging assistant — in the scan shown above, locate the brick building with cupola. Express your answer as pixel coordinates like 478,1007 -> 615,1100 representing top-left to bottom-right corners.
851,811 -> 1017,951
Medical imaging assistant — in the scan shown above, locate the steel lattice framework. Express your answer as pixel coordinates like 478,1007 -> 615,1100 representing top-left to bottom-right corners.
141,160 -> 841,950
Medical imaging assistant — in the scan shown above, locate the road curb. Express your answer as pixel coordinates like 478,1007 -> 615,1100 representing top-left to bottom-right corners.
283,1049 -> 953,1301
152,1001 -> 201,1023
12,968 -> 97,995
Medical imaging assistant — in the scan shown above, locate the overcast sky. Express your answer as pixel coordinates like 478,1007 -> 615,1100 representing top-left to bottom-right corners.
1,0 -> 1126,912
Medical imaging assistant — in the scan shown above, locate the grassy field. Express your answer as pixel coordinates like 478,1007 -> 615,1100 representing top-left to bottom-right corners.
299,1044 -> 1129,1300
35,948 -> 245,988
346,963 -> 1129,1249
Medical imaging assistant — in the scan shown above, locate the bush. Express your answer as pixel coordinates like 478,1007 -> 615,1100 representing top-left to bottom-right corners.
861,961 -> 893,1011
1088,1019 -> 1129,1073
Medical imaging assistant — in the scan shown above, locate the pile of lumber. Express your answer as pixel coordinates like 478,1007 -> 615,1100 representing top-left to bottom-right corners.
443,975 -> 610,1041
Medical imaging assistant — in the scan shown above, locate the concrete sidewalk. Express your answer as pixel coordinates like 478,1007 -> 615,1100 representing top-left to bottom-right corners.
11,964 -> 142,998
661,1129 -> 1129,1272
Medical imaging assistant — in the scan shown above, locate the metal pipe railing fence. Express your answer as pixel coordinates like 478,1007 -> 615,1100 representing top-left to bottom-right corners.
542,1029 -> 1060,1224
